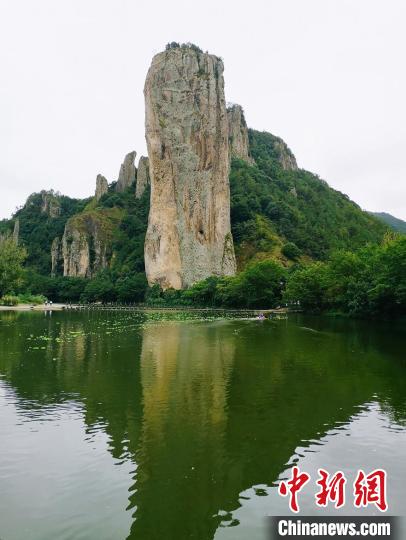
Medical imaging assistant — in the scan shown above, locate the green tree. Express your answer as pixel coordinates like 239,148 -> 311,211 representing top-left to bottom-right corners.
284,262 -> 329,311
362,235 -> 406,316
282,242 -> 301,260
239,259 -> 286,308
0,234 -> 27,295
116,273 -> 148,303
81,276 -> 116,303
216,260 -> 286,308
182,276 -> 220,306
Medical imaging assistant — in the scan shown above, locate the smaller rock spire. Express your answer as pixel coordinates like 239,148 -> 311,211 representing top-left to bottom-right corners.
95,174 -> 108,201
116,151 -> 137,192
41,191 -> 61,217
136,156 -> 150,198
227,104 -> 253,164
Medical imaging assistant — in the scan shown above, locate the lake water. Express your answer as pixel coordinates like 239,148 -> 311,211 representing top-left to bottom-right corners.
0,310 -> 405,540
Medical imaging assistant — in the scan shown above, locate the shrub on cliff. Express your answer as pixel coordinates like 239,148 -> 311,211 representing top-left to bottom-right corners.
165,42 -> 203,53
282,242 -> 301,260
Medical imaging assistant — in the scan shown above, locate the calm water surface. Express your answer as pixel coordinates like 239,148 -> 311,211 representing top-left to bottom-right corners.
0,311 -> 405,539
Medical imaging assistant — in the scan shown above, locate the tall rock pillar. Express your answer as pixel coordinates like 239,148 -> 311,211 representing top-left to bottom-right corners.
144,46 -> 236,289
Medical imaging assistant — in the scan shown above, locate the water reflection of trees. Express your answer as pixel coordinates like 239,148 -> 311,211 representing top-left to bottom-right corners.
0,312 -> 405,539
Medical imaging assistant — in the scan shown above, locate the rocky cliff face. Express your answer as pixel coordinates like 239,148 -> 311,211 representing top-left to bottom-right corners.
136,156 -> 150,199
41,191 -> 61,217
227,104 -> 253,163
269,135 -> 298,171
116,151 -> 137,192
51,237 -> 62,276
144,46 -> 236,289
61,210 -> 120,277
62,229 -> 91,278
95,174 -> 109,201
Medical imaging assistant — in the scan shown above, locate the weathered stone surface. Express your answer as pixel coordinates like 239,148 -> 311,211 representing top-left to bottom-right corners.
271,135 -> 298,171
227,104 -> 253,163
51,237 -> 62,276
12,218 -> 19,244
144,46 -> 236,289
95,174 -> 108,201
116,151 -> 137,192
136,156 -> 150,198
62,212 -> 117,277
41,191 -> 61,217
290,186 -> 298,198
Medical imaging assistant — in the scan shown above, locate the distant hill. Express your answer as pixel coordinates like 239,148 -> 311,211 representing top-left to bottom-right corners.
369,212 -> 406,234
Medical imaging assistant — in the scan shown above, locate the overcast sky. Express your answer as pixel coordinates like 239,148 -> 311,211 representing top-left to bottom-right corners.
1,0 -> 405,220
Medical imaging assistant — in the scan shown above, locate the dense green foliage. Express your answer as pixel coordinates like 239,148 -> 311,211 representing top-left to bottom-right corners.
144,260 -> 286,309
98,185 -> 150,274
370,212 -> 406,234
143,235 -> 406,318
230,130 -> 387,264
19,270 -> 148,305
0,234 -> 27,296
285,234 -> 406,317
23,273 -> 88,303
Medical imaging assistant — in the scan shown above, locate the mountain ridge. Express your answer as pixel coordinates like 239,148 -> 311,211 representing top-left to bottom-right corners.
369,212 -> 406,234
